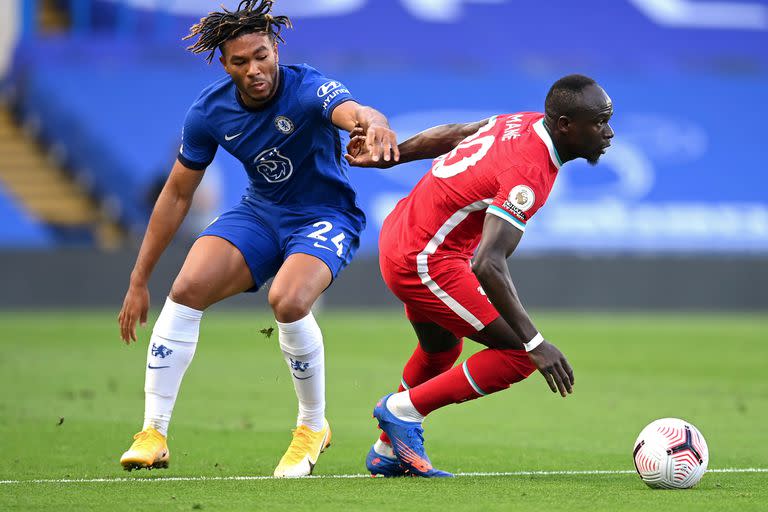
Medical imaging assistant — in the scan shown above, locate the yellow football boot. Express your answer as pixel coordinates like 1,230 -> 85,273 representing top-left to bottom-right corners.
120,427 -> 170,471
273,419 -> 332,477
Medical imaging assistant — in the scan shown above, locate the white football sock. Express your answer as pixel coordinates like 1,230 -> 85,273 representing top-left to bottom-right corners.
386,391 -> 425,423
373,439 -> 396,459
142,297 -> 202,436
277,312 -> 325,432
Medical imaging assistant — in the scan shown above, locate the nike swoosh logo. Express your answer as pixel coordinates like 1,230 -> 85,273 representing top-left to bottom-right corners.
313,242 -> 334,252
225,132 -> 243,141
293,373 -> 313,380
147,364 -> 170,369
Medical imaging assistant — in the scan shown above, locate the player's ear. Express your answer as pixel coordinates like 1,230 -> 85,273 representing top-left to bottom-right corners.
556,115 -> 570,134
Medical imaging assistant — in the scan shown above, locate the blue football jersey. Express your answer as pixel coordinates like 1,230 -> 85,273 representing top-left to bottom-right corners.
178,64 -> 363,220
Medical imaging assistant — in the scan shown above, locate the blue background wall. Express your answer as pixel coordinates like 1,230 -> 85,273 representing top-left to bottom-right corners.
6,0 -> 767,252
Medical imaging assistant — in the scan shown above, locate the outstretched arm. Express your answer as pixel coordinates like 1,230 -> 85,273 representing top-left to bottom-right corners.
346,118 -> 491,168
331,100 -> 399,163
472,214 -> 575,397
118,160 -> 204,343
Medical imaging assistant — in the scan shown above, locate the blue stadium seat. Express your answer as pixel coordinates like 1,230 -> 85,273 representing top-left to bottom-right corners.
0,185 -> 54,247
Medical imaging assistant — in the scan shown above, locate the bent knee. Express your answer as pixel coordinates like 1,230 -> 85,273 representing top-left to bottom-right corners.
169,278 -> 210,311
496,349 -> 537,380
268,288 -> 313,323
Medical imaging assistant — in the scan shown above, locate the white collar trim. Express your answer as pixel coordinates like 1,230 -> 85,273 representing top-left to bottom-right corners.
533,118 -> 562,170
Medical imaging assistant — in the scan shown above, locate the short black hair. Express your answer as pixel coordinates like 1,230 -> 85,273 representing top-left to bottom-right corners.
184,0 -> 292,63
544,74 -> 598,119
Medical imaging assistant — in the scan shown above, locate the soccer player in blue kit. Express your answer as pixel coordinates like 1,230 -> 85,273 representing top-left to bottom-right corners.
117,0 -> 398,477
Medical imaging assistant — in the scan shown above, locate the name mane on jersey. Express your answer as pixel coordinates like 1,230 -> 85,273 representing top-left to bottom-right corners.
502,114 -> 524,141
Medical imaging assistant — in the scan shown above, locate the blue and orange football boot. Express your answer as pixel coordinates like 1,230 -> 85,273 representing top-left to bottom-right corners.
372,394 -> 453,478
366,445 -> 408,477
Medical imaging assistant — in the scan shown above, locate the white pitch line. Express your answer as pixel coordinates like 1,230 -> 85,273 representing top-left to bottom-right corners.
1,468 -> 766,485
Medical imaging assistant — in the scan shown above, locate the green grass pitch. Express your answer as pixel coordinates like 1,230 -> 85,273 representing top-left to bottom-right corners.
0,310 -> 766,511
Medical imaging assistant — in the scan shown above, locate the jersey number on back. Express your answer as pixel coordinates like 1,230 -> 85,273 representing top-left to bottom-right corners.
431,116 -> 498,178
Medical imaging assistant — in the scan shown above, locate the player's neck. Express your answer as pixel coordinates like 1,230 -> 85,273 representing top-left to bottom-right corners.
543,117 -> 574,165
237,89 -> 276,110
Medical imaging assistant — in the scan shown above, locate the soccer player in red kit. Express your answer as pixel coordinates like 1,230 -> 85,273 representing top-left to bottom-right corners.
346,75 -> 614,477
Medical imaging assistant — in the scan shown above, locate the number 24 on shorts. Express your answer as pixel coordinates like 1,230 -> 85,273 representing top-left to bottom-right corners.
307,221 -> 345,257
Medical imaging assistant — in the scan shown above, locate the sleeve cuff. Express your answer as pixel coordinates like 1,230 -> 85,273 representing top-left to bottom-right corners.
487,205 -> 526,232
324,97 -> 355,121
177,153 -> 211,171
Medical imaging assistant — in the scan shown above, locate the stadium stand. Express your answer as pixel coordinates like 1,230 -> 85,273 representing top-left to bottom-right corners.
2,0 -> 767,253
11,45 -> 216,235
0,178 -> 53,248
0,0 -> 123,247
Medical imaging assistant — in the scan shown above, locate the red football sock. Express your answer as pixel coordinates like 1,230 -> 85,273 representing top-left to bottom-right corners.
379,340 -> 463,444
409,348 -> 536,416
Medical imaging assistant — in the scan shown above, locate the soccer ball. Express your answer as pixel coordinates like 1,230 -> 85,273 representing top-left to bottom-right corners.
632,418 -> 709,489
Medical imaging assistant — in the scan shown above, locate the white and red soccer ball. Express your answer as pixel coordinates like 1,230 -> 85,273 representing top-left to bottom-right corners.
633,418 -> 709,489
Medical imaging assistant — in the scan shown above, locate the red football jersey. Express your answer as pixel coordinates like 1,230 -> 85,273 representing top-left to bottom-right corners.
379,112 -> 561,270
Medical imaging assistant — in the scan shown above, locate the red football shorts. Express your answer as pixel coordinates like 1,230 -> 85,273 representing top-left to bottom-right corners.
379,254 -> 501,339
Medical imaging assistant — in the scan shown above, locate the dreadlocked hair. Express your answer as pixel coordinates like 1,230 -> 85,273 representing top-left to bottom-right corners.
184,0 -> 292,63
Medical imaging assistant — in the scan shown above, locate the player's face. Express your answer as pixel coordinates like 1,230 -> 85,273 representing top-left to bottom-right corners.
568,85 -> 614,165
220,32 -> 279,107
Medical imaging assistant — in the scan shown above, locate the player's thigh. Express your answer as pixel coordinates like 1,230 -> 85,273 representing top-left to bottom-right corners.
469,316 -> 526,350
381,256 -> 498,340
268,253 -> 332,322
409,320 -> 462,353
269,209 -> 362,321
283,209 -> 362,283
269,208 -> 361,322
170,235 -> 255,310
428,264 -> 530,350
172,203 -> 283,309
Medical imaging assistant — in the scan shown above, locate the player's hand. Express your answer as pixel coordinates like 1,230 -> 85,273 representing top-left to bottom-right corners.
366,123 -> 399,163
345,126 -> 366,157
345,128 -> 394,168
345,132 -> 382,168
527,340 -> 574,397
118,282 -> 150,344
345,124 -> 399,167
